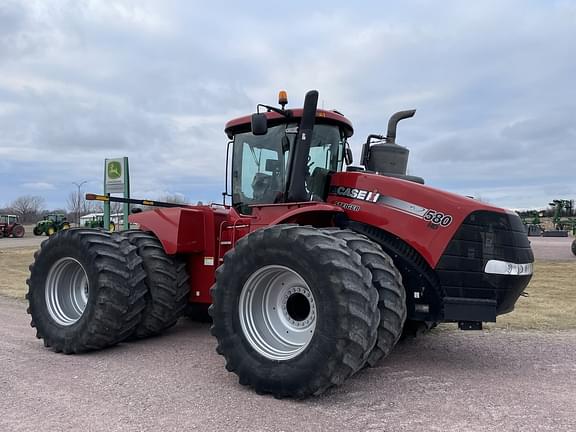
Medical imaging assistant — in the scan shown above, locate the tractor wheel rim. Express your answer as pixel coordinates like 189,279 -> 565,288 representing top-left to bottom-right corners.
239,265 -> 316,361
45,257 -> 89,326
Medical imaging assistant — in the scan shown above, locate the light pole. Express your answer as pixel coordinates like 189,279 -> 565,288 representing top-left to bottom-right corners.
72,180 -> 88,227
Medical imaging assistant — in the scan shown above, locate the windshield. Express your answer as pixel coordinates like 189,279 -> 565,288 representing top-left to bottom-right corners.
231,123 -> 345,212
46,214 -> 63,222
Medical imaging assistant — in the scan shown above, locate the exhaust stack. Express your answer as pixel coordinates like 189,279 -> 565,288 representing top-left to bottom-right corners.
361,109 -> 422,183
386,109 -> 416,144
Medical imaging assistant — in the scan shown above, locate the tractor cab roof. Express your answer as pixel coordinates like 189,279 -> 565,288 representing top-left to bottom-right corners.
224,108 -> 354,139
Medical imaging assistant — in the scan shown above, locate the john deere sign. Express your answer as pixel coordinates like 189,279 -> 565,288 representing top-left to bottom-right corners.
105,158 -> 126,193
104,157 -> 130,230
108,161 -> 122,179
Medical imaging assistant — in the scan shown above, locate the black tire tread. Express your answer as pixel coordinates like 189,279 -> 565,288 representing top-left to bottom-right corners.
122,230 -> 189,338
348,223 -> 443,339
210,224 -> 379,398
26,229 -> 147,353
321,228 -> 407,366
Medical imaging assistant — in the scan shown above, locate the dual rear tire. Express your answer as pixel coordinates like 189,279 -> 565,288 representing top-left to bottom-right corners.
122,230 -> 189,338
26,229 -> 189,353
27,229 -> 147,353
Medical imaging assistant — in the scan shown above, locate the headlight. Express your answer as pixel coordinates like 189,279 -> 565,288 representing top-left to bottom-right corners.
484,260 -> 533,276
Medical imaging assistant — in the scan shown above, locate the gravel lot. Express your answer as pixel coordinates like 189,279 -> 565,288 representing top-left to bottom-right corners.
529,236 -> 575,261
1,296 -> 575,432
0,226 -> 44,249
1,235 -> 574,431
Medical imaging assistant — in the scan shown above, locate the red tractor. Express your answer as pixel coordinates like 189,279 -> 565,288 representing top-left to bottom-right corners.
0,214 -> 25,238
26,90 -> 534,398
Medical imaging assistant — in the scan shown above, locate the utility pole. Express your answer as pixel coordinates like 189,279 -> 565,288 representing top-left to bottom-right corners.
72,180 -> 88,227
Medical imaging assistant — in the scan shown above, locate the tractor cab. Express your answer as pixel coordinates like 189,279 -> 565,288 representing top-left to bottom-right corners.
0,214 -> 18,225
45,214 -> 66,223
224,91 -> 354,214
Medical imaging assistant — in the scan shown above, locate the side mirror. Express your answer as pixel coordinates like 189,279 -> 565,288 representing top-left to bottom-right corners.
345,146 -> 353,165
251,113 -> 268,135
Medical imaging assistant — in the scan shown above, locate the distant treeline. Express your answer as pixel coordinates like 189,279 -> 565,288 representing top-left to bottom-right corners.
517,199 -> 574,219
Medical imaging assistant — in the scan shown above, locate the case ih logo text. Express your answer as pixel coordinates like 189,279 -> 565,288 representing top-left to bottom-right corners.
330,186 -> 380,202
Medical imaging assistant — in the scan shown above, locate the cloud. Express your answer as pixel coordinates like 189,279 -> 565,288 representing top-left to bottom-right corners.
22,182 -> 55,190
0,0 -> 574,211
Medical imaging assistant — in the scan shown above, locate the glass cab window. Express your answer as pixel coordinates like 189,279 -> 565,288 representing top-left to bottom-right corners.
232,123 -> 345,213
0,215 -> 17,224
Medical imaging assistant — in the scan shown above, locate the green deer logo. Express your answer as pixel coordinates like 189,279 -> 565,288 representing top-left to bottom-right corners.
108,161 -> 122,180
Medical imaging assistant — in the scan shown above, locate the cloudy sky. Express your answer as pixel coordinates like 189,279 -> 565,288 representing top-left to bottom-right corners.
0,0 -> 574,211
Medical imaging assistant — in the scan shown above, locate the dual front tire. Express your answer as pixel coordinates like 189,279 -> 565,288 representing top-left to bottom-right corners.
210,225 -> 406,398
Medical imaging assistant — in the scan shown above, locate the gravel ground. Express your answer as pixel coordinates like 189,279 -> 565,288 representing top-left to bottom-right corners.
1,233 -> 573,431
1,296 -> 575,432
529,236 -> 575,261
0,232 -> 43,249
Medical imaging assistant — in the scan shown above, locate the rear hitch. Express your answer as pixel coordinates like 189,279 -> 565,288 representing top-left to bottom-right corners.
458,321 -> 483,331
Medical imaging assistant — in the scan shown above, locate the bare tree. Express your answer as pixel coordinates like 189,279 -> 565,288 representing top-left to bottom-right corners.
111,201 -> 123,215
9,195 -> 46,223
157,193 -> 188,205
86,200 -> 103,214
66,190 -> 83,226
67,190 -> 104,226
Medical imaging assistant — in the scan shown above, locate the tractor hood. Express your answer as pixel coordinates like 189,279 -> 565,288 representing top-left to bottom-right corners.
327,171 -> 519,268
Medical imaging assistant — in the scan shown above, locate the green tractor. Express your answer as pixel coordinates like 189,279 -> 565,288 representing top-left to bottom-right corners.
33,214 -> 71,236
83,214 -> 115,232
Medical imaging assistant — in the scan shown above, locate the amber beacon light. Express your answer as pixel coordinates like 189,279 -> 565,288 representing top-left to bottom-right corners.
278,90 -> 288,109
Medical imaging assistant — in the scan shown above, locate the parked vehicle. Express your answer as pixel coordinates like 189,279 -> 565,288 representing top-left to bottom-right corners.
83,215 -> 115,231
27,90 -> 534,398
0,214 -> 25,238
33,214 -> 70,236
